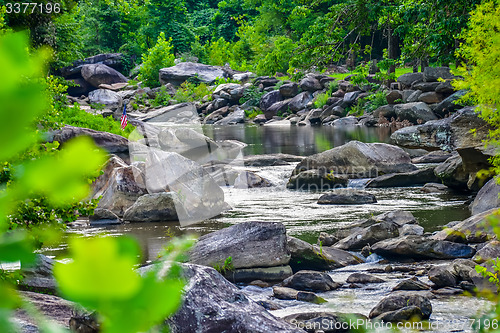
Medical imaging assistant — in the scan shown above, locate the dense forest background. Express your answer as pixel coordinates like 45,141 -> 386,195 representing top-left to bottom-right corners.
0,0 -> 482,76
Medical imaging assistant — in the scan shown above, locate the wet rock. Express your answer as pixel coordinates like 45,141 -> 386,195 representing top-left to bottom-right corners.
317,189 -> 376,204
291,141 -> 416,180
393,102 -> 437,124
167,264 -> 302,333
470,178 -> 500,215
282,312 -> 365,333
283,270 -> 341,292
234,171 -> 272,188
335,221 -> 399,250
81,64 -> 127,88
392,277 -> 430,291
273,286 -> 299,300
228,266 -> 293,283
371,235 -> 476,259
377,306 -> 425,322
296,291 -> 327,304
346,273 -> 385,284
89,208 -> 121,226
421,183 -> 449,193
287,236 -> 362,271
159,62 -> 228,86
473,240 -> 500,264
431,287 -> 463,296
49,125 -> 129,156
397,72 -> 424,88
189,221 -> 290,269
123,192 -> 178,222
432,208 -> 500,244
424,67 -> 454,82
369,292 -> 432,320
286,170 -> 348,191
428,265 -> 458,288
411,151 -> 453,164
365,167 -> 438,188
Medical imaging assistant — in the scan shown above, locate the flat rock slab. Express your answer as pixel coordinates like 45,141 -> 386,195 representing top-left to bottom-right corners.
317,189 -> 376,204
365,167 -> 439,188
189,221 -> 290,269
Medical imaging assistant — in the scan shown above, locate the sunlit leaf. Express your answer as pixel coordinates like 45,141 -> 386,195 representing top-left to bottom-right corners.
0,231 -> 35,265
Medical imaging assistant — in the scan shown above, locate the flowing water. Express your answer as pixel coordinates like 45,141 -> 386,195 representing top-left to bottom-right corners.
43,124 -> 492,331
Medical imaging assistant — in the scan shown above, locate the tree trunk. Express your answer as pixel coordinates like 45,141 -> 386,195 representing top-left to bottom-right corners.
387,19 -> 396,74
413,59 -> 419,73
420,58 -> 429,72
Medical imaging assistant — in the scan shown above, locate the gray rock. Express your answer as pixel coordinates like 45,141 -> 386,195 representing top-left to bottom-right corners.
283,312 -> 365,332
343,91 -> 361,105
159,62 -> 228,86
20,255 -> 57,294
228,266 -> 293,283
88,89 -> 123,110
369,210 -> 417,227
335,221 -> 399,250
470,178 -> 500,215
369,292 -> 432,319
428,265 -> 458,288
332,116 -> 358,126
287,236 -> 362,271
346,272 -> 385,284
81,64 -> 127,88
167,264 -> 302,333
288,92 -> 313,112
412,81 -> 442,92
392,277 -> 430,291
317,189 -> 377,204
291,141 -> 416,179
402,90 -> 417,103
424,67 -> 454,82
418,91 -> 443,104
433,90 -> 467,117
372,235 -> 476,259
273,286 -> 299,300
318,232 -> 339,247
406,90 -> 422,103
189,221 -> 290,269
421,182 -> 449,193
373,104 -> 396,119
397,72 -> 424,88
435,81 -> 455,94
433,208 -> 500,244
283,270 -> 341,292
279,82 -> 299,97
296,291 -> 326,304
400,224 -> 425,236
123,192 -> 178,222
473,240 -> 500,264
286,170 -> 348,191
260,90 -> 283,112
89,208 -> 121,225
234,171 -> 272,188
240,153 -> 304,166
411,150 -> 452,163
386,90 -> 403,104
215,108 -> 246,125
59,53 -> 125,77
393,102 -> 438,124
377,306 -> 425,322
365,167 -> 439,188
135,103 -> 198,123
299,75 -> 322,92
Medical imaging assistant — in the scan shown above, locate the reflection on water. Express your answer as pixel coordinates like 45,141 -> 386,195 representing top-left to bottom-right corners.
202,124 -> 394,156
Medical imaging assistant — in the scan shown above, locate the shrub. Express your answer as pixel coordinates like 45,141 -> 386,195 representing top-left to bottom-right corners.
138,32 -> 175,87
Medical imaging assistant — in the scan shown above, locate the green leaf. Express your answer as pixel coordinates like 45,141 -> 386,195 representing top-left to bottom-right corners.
0,231 -> 35,265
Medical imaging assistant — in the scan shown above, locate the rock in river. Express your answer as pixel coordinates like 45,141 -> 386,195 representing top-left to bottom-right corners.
283,270 -> 341,292
365,167 -> 439,188
317,189 -> 376,204
371,235 -> 476,259
291,141 -> 416,180
369,292 -> 432,321
189,221 -> 290,269
167,264 -> 303,333
123,192 -> 178,222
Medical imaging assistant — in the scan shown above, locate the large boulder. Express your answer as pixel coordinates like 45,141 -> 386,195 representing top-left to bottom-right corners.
167,264 -> 303,333
299,75 -> 322,92
20,255 -> 57,294
290,141 -> 416,179
189,221 -> 290,269
433,90 -> 468,117
159,62 -> 228,86
81,64 -> 127,88
473,240 -> 500,264
365,167 -> 439,188
470,178 -> 500,215
128,146 -> 226,223
49,125 -> 129,156
283,270 -> 341,292
371,235 -> 476,259
432,208 -> 500,244
317,189 -> 376,204
287,236 -> 363,271
369,292 -> 432,321
423,66 -> 454,82
88,89 -> 123,110
123,192 -> 178,222
393,102 -> 438,124
279,82 -> 299,97
397,72 -> 424,89
288,92 -> 313,112
91,156 -> 147,216
58,53 -> 125,78
134,103 -> 198,123
260,90 -> 283,113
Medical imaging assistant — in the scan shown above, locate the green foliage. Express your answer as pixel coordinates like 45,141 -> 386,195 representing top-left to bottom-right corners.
454,0 -> 500,174
314,81 -> 337,108
138,32 -> 175,88
239,85 -> 265,106
151,86 -> 172,107
174,81 -> 213,102
244,108 -> 263,119
213,256 -> 234,275
364,90 -> 388,113
255,36 -> 297,76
